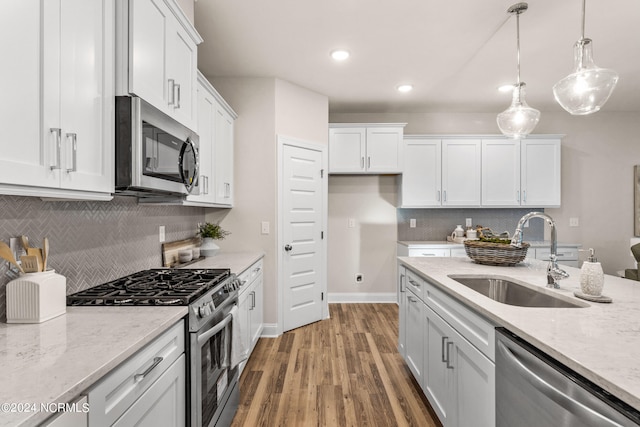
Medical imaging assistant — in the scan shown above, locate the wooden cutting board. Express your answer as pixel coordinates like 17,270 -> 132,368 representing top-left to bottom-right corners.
161,237 -> 202,268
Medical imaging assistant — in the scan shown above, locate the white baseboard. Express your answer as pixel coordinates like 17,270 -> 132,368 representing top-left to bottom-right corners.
327,292 -> 396,303
260,323 -> 279,338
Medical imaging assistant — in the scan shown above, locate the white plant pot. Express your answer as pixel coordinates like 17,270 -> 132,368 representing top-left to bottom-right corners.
201,238 -> 220,257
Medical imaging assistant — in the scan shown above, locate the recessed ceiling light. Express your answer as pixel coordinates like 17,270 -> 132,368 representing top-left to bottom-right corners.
397,84 -> 413,93
330,49 -> 350,61
498,84 -> 515,93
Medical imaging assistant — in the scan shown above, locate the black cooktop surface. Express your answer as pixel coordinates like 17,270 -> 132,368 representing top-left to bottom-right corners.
67,269 -> 231,306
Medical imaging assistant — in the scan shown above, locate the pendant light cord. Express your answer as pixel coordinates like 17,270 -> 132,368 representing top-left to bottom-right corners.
580,0 -> 586,40
516,11 -> 521,84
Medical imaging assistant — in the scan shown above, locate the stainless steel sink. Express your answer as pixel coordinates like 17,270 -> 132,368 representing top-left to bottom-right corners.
447,275 -> 588,308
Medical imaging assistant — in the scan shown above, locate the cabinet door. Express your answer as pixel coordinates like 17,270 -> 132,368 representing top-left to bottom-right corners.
249,272 -> 264,351
452,331 -> 495,427
129,0 -> 169,113
187,79 -> 216,204
481,139 -> 520,207
59,0 -> 114,193
424,306 -> 455,426
405,291 -> 425,384
521,139 -> 561,207
112,355 -> 186,427
166,20 -> 197,130
0,1 -> 59,188
365,127 -> 403,173
238,286 -> 252,364
329,127 -> 366,173
401,139 -> 442,207
214,104 -> 235,205
442,139 -> 481,206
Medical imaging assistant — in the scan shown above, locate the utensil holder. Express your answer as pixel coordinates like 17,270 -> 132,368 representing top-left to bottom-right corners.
6,270 -> 66,323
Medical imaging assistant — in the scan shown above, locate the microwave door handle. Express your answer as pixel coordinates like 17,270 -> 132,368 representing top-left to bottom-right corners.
197,311 -> 233,346
497,341 -> 623,427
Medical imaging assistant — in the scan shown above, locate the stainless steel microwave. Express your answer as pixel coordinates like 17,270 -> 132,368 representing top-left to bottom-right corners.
115,96 -> 199,197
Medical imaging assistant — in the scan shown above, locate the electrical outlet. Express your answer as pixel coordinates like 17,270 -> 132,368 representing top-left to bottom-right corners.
465,218 -> 472,228
355,274 -> 363,283
348,218 -> 356,228
570,217 -> 579,227
410,219 -> 416,228
159,226 -> 166,243
261,221 -> 270,234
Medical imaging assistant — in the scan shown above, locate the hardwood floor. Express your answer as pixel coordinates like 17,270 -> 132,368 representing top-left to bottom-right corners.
232,303 -> 441,427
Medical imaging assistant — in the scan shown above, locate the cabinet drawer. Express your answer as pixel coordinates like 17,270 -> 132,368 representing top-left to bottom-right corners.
408,248 -> 450,257
535,247 -> 578,261
405,269 -> 426,299
423,280 -> 496,361
88,320 -> 185,426
450,248 -> 467,257
249,259 -> 263,283
239,259 -> 263,296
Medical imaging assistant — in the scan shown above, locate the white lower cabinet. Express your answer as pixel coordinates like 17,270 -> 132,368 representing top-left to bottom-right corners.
399,264 -> 495,427
87,320 -> 186,426
237,258 -> 264,373
42,396 -> 88,427
398,265 -> 407,357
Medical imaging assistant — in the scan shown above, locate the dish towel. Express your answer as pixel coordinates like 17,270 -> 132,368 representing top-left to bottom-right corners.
230,305 -> 246,368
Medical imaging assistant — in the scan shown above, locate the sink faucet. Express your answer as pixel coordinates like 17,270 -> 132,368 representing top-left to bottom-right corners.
511,211 -> 569,288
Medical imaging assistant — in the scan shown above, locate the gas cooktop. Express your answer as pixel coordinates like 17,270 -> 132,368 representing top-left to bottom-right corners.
67,269 -> 233,306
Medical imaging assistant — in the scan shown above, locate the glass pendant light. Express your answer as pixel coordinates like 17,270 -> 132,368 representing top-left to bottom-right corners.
553,0 -> 618,115
497,3 -> 540,139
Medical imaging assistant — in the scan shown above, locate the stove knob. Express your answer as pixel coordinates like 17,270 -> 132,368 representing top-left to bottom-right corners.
203,304 -> 211,317
208,302 -> 215,312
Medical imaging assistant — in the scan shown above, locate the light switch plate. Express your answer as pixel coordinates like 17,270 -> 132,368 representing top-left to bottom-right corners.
570,217 -> 579,227
159,226 -> 165,243
348,218 -> 356,228
409,219 -> 416,228
261,221 -> 270,234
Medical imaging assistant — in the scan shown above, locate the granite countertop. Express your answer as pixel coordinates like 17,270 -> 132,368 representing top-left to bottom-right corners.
398,256 -> 640,410
398,240 -> 580,248
0,306 -> 187,427
187,251 -> 264,274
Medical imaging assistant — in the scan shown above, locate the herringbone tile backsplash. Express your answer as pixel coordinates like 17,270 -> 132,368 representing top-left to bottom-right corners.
0,195 -> 205,321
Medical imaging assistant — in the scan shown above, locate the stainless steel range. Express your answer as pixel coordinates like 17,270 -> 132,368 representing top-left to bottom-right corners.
67,268 -> 241,427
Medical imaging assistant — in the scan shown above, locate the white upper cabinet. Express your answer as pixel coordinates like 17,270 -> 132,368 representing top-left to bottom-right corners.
482,137 -> 561,208
401,135 -> 561,208
521,139 -> 561,207
118,0 -> 202,131
481,139 -> 521,206
442,139 -> 481,207
329,124 -> 405,174
185,73 -> 236,207
400,138 -> 442,207
0,0 -> 114,200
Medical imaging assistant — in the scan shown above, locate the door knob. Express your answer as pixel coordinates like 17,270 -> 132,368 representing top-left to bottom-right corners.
284,244 -> 292,252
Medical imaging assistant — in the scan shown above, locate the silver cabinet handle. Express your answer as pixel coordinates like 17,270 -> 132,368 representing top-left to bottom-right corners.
523,190 -> 527,203
443,190 -> 447,202
367,156 -> 371,169
441,337 -> 449,362
225,182 -> 231,198
437,190 -> 441,202
66,133 -> 77,173
400,274 -> 405,293
50,128 -> 62,170
253,267 -> 262,274
200,175 -> 206,194
360,157 -> 364,169
250,291 -> 256,310
408,279 -> 420,287
446,341 -> 454,369
174,83 -> 181,109
168,79 -> 175,106
517,190 -> 520,202
134,356 -> 163,382
421,253 -> 436,257
408,296 -> 418,303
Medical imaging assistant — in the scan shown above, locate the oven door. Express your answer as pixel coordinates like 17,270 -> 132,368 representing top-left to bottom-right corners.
190,308 -> 239,427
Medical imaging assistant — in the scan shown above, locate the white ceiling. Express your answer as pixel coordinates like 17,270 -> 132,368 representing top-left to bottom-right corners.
194,0 -> 640,114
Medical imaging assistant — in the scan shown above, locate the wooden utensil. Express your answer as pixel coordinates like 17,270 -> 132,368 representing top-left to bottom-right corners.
27,248 -> 44,272
20,255 -> 40,273
20,235 -> 30,252
42,237 -> 49,272
0,241 -> 24,274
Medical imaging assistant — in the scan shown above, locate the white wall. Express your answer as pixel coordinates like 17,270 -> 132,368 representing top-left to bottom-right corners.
204,77 -> 328,327
330,111 -> 640,276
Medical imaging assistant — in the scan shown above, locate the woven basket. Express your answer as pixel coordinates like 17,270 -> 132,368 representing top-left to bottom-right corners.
464,240 -> 530,266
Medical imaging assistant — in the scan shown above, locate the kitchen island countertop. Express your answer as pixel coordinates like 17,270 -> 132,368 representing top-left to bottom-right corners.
399,256 -> 640,411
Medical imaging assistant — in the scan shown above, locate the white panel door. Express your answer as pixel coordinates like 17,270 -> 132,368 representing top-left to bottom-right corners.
442,139 -> 481,207
328,127 -> 366,172
424,305 -> 455,426
214,105 -> 234,205
481,139 -> 520,206
187,79 -> 215,203
167,22 -> 197,130
282,143 -> 325,332
521,139 -> 561,207
401,139 -> 442,207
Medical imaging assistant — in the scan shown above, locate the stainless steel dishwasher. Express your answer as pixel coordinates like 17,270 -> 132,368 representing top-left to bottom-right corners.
496,328 -> 640,427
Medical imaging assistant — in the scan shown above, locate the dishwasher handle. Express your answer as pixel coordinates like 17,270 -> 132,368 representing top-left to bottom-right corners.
497,340 -> 625,427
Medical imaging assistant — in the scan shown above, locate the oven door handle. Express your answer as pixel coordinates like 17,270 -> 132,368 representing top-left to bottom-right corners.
197,311 -> 234,345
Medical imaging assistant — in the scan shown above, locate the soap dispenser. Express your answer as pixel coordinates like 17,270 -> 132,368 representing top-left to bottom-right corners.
580,248 -> 604,296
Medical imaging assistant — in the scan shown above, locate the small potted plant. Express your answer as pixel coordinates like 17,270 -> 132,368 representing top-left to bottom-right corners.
198,222 -> 230,257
